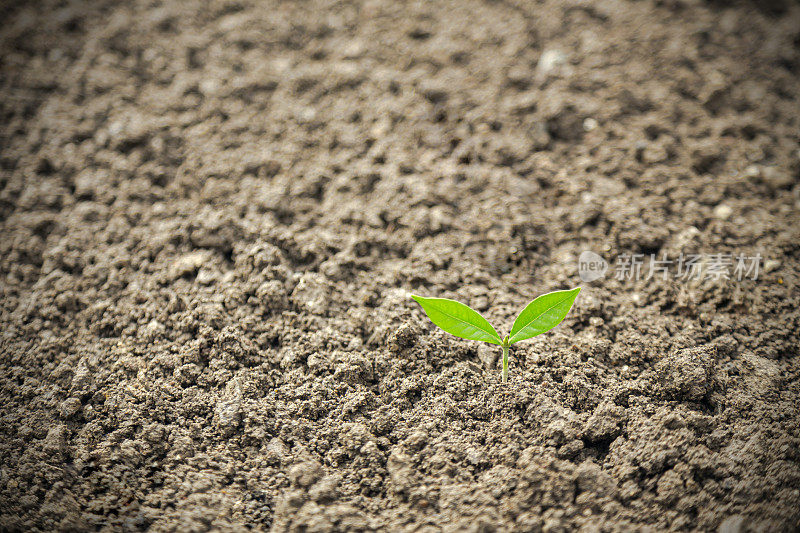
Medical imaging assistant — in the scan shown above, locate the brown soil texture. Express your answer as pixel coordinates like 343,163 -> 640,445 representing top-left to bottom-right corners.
2,0 -> 800,531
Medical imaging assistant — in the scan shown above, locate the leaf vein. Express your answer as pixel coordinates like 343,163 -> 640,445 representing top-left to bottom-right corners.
510,293 -> 571,342
432,306 -> 498,341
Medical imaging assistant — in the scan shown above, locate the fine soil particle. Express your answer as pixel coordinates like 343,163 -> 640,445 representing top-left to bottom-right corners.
1,0 -> 800,531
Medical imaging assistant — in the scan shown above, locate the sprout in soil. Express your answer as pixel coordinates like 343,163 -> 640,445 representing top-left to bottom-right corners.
411,287 -> 581,383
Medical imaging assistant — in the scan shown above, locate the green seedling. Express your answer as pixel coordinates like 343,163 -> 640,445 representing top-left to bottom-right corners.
411,287 -> 581,383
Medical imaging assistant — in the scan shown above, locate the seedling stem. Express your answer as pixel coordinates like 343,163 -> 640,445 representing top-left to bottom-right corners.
502,336 -> 509,383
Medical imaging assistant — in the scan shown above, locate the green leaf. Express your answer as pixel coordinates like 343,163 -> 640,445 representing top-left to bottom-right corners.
411,295 -> 502,345
508,287 -> 581,345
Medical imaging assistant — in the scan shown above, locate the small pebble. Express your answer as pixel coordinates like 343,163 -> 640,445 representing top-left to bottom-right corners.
713,204 -> 733,220
744,165 -> 761,179
589,316 -> 604,327
59,397 -> 82,419
196,269 -> 216,285
763,259 -> 781,273
537,49 -> 566,75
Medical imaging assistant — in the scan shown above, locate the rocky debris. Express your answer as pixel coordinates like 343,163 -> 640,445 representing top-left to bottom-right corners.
188,211 -> 242,253
763,259 -> 781,273
546,104 -> 585,142
386,448 -> 415,495
713,204 -> 733,220
215,398 -> 241,435
583,401 -> 625,443
655,346 -> 717,402
264,438 -> 290,466
477,343 -> 499,370
332,351 -> 373,386
717,515 -> 754,533
58,398 -> 82,419
387,322 -> 420,355
255,280 -> 289,312
288,460 -> 323,489
271,459 -> 369,531
290,273 -> 331,315
537,49 -> 568,78
746,165 -> 795,191
42,425 -> 67,457
69,361 -> 92,396
168,251 -> 211,280
308,474 -> 340,503
143,319 -> 166,340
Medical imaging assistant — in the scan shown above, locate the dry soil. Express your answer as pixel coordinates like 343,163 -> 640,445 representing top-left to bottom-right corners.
1,0 -> 800,531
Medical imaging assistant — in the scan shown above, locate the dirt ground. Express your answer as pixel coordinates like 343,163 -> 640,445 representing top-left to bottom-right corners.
1,0 -> 799,531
